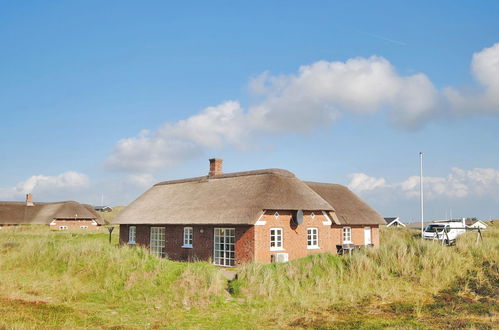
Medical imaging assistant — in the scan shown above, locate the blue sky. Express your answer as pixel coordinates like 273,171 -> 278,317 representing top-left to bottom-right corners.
1,1 -> 499,221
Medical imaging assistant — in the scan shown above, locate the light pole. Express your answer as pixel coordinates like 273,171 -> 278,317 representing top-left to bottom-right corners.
420,152 -> 424,238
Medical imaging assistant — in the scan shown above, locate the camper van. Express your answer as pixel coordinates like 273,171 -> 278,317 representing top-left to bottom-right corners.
423,221 -> 466,244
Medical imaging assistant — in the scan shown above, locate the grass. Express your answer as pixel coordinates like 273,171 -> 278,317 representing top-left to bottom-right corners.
0,225 -> 497,329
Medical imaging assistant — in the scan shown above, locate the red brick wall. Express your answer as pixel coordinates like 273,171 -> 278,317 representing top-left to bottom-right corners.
254,210 -> 335,263
331,224 -> 380,247
119,224 -> 254,265
118,220 -> 380,265
50,220 -> 98,230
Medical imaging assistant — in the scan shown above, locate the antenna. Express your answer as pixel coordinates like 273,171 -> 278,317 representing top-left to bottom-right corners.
420,152 -> 424,238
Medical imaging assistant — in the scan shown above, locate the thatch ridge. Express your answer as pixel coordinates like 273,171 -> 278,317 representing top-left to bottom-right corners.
154,169 -> 295,187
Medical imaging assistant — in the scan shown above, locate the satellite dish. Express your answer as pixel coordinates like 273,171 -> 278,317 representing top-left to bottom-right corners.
295,210 -> 304,225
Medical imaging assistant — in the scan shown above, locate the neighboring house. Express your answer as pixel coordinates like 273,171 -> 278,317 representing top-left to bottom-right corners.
0,193 -> 103,230
465,219 -> 488,229
383,217 -> 406,227
94,206 -> 113,212
112,159 -> 385,266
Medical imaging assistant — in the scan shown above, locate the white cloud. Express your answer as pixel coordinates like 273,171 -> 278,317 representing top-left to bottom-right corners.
126,173 -> 156,188
249,57 -> 438,130
107,43 -> 499,173
444,42 -> 499,114
349,167 -> 499,200
106,101 -> 251,172
348,173 -> 387,193
0,171 -> 89,201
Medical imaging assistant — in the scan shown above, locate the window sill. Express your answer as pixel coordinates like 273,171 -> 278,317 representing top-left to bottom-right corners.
182,245 -> 193,249
128,241 -> 136,245
307,246 -> 320,250
270,247 -> 285,251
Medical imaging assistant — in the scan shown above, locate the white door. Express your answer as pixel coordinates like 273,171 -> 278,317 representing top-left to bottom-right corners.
214,228 -> 235,267
364,227 -> 372,245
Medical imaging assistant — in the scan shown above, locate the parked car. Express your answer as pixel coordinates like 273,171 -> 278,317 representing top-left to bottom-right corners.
423,222 -> 466,244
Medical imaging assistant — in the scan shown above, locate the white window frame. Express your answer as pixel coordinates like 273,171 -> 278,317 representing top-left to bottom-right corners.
213,228 -> 235,267
59,225 -> 68,230
150,227 -> 166,258
307,227 -> 319,249
342,226 -> 352,244
270,228 -> 284,251
80,225 -> 88,229
128,225 -> 136,244
182,227 -> 193,248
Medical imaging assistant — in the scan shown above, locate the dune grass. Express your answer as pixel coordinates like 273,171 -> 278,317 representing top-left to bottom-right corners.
0,225 -> 497,329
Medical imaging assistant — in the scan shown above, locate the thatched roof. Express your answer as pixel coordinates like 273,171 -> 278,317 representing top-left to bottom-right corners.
113,168 -> 383,226
305,182 -> 385,225
0,201 -> 103,225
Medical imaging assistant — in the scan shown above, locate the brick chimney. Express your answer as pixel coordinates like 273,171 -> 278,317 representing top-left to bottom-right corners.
26,193 -> 34,206
209,158 -> 223,177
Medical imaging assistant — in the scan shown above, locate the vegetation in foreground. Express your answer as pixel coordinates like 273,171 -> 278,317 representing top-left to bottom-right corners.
0,225 -> 497,329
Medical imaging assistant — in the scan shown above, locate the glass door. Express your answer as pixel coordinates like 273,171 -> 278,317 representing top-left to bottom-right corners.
150,227 -> 166,257
214,228 -> 235,266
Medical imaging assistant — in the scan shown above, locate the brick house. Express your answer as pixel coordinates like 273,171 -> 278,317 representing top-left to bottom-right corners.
0,193 -> 103,230
113,159 -> 384,266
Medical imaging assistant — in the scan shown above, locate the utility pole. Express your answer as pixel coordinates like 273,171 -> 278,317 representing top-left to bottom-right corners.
420,152 -> 424,238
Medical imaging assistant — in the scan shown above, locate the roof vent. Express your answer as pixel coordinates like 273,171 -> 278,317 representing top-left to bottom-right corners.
209,158 -> 223,177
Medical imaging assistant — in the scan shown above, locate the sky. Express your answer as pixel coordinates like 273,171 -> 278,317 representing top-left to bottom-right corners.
1,1 -> 499,221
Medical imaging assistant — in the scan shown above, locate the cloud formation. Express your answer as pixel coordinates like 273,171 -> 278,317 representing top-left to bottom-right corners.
106,101 -> 249,172
444,43 -> 499,114
347,173 -> 387,193
0,171 -> 89,201
348,167 -> 499,200
107,43 -> 499,173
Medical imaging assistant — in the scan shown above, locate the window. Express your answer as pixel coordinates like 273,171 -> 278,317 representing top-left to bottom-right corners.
214,228 -> 235,267
274,211 -> 280,219
183,227 -> 193,248
150,227 -> 166,257
80,225 -> 88,229
307,228 -> 319,249
270,228 -> 283,251
342,227 -> 352,244
59,225 -> 68,230
128,226 -> 136,244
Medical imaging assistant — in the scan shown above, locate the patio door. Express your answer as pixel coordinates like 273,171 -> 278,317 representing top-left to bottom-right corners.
364,227 -> 372,245
150,227 -> 166,257
214,228 -> 235,267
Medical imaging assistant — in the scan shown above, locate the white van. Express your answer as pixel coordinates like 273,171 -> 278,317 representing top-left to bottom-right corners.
423,222 -> 466,244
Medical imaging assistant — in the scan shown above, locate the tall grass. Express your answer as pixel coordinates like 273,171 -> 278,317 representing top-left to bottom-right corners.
233,227 -> 498,309
0,226 -> 227,328
0,225 -> 497,328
